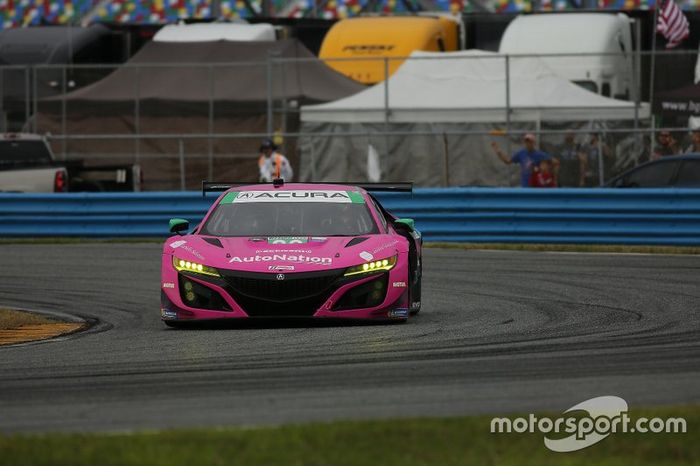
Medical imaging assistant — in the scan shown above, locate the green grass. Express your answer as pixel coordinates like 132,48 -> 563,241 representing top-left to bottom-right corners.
0,406 -> 696,466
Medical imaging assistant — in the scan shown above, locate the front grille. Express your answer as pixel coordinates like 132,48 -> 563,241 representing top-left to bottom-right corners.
220,269 -> 345,317
223,271 -> 341,302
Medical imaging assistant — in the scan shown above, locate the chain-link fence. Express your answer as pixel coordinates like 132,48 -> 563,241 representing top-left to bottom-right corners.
1,50 -> 698,189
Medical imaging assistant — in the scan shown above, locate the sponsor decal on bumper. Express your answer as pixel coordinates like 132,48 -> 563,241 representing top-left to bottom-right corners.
268,265 -> 295,271
161,308 -> 178,319
388,308 -> 409,318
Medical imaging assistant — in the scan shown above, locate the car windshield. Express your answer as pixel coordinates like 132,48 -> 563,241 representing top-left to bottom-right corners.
201,200 -> 379,237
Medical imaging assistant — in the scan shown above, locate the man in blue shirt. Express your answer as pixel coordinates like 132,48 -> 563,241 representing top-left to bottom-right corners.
491,133 -> 553,187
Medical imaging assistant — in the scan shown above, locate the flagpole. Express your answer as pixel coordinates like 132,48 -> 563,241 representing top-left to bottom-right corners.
649,0 -> 660,158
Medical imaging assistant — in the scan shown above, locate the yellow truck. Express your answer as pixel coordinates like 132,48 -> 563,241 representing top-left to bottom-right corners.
319,16 -> 462,84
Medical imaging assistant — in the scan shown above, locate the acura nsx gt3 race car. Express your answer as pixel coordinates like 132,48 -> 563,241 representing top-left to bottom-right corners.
160,181 -> 422,326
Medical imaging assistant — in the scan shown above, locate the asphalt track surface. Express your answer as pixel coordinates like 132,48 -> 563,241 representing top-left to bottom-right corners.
0,244 -> 699,433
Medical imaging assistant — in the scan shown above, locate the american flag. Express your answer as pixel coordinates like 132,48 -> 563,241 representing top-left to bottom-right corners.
657,0 -> 690,49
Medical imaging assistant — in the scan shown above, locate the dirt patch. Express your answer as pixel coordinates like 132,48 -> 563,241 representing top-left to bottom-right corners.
0,309 -> 85,346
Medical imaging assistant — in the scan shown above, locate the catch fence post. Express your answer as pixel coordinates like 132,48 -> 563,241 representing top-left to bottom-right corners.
179,139 -> 186,191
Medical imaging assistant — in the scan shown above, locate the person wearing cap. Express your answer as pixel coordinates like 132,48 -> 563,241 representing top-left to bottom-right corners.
258,138 -> 293,182
491,133 -> 553,187
652,131 -> 679,160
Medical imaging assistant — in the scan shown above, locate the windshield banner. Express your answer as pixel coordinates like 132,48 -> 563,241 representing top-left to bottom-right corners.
220,191 -> 364,204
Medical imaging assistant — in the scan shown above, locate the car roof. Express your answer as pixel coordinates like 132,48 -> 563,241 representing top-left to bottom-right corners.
649,154 -> 700,161
229,183 -> 367,193
606,153 -> 700,185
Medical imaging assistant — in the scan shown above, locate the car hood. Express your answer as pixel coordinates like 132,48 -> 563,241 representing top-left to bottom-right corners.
165,234 -> 404,273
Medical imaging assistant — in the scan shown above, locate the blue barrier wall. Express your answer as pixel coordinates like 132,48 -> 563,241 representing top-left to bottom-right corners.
1,188 -> 700,245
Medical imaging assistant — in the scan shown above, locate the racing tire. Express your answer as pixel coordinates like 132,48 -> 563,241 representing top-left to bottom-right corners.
409,270 -> 422,316
163,320 -> 191,329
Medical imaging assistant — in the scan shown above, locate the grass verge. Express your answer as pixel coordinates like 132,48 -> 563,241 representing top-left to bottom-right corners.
0,309 -> 84,346
425,242 -> 700,255
0,405 -> 695,466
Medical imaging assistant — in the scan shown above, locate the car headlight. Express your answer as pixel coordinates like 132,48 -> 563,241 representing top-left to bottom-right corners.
344,255 -> 397,277
172,256 -> 220,277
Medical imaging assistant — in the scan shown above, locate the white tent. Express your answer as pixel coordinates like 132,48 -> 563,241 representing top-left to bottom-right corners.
302,50 -> 648,124
153,23 -> 276,43
299,50 -> 649,186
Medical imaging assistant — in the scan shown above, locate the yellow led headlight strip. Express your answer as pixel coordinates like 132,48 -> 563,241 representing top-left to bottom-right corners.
172,256 -> 221,277
344,255 -> 397,277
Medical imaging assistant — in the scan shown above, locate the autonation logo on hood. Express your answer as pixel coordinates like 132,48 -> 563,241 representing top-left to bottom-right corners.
229,254 -> 333,265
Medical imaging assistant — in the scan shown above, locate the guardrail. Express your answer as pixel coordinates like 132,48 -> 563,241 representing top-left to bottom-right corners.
1,188 -> 700,245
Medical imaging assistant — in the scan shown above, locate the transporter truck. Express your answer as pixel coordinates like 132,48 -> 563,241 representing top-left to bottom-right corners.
498,13 -> 635,100
319,15 -> 463,84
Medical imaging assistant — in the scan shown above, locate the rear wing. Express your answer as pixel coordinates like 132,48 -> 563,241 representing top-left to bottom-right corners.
202,180 -> 412,196
202,181 -> 255,196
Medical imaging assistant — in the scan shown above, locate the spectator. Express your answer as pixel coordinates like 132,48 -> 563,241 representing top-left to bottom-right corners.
581,133 -> 614,186
685,129 -> 700,154
652,131 -> 680,160
529,159 -> 557,188
258,139 -> 293,182
491,133 -> 553,188
553,132 -> 587,187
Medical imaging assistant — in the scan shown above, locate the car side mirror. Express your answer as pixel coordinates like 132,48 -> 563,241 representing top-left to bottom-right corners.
169,218 -> 189,235
395,218 -> 415,231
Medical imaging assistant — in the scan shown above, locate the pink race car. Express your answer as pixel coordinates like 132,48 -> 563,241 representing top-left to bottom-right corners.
160,181 -> 422,326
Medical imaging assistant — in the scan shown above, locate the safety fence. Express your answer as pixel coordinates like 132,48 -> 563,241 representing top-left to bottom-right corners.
1,188 -> 700,245
1,49 -> 698,189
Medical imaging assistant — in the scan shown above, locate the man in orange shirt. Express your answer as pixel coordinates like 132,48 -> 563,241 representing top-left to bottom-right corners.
258,139 -> 293,182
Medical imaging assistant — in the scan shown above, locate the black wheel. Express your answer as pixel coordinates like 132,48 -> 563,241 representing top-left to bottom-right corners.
163,320 -> 190,329
409,263 -> 422,316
